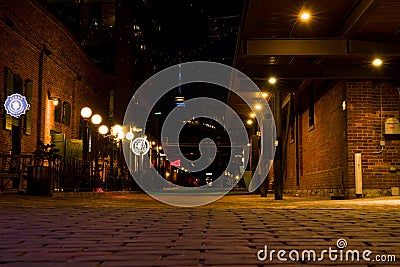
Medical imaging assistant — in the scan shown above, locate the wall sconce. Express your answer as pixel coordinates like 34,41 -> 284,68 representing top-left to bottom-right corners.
47,92 -> 59,106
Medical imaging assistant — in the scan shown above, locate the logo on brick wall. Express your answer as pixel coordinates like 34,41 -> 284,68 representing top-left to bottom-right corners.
4,93 -> 30,118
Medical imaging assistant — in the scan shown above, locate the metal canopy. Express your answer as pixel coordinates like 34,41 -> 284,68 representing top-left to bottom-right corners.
230,0 -> 400,117
234,0 -> 400,82
247,39 -> 400,56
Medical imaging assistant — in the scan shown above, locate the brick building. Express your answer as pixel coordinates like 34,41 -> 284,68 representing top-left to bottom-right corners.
283,81 -> 400,197
233,0 -> 400,198
0,0 -> 110,156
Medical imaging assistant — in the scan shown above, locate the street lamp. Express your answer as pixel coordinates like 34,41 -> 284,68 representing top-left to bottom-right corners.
80,107 -> 92,161
99,125 -> 109,135
91,114 -> 102,191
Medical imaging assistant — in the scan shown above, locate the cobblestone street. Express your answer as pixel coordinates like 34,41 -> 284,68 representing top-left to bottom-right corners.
0,193 -> 399,266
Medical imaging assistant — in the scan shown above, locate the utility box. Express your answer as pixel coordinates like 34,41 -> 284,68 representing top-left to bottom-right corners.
384,118 -> 400,135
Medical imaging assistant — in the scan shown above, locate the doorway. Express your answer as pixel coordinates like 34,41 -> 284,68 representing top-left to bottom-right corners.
11,125 -> 21,155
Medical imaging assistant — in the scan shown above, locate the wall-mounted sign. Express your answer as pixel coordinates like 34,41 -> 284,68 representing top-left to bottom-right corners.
131,137 -> 150,156
170,159 -> 181,167
384,118 -> 400,135
4,93 -> 30,118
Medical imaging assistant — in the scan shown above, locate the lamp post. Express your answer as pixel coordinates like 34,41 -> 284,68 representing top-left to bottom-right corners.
91,114 -> 102,191
126,131 -> 134,174
110,125 -> 122,177
80,107 -> 92,161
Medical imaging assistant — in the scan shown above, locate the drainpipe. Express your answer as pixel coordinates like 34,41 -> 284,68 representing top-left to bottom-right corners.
36,48 -> 44,143
37,46 -> 51,144
373,85 -> 384,154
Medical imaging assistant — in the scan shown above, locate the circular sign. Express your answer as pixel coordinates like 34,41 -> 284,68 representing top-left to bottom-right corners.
4,93 -> 30,118
131,137 -> 150,156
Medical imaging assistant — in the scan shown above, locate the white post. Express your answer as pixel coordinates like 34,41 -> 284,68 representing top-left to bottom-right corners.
355,153 -> 362,196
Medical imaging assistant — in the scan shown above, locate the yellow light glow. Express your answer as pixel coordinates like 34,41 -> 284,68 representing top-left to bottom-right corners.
99,125 -> 109,135
112,124 -> 122,135
250,113 -> 256,118
52,99 -> 59,106
372,58 -> 383,67
262,92 -> 269,98
158,146 -> 162,150
126,132 -> 134,140
255,104 -> 262,110
151,141 -> 156,146
117,131 -> 125,140
91,114 -> 102,125
268,77 -> 277,84
247,119 -> 253,125
300,11 -> 311,21
80,107 -> 92,119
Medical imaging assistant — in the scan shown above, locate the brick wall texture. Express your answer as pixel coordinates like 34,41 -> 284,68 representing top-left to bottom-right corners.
0,0 -> 110,155
284,80 -> 400,194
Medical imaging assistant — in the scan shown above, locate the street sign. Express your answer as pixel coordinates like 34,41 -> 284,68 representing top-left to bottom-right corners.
131,137 -> 150,156
170,159 -> 181,167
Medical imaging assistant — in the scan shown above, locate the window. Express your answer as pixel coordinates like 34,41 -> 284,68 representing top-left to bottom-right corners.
54,98 -> 62,123
62,101 -> 71,126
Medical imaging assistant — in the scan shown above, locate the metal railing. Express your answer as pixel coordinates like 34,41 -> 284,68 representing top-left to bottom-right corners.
0,154 -> 33,192
0,154 -> 131,193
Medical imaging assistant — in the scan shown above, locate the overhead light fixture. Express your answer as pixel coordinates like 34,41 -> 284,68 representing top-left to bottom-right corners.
246,119 -> 253,125
262,92 -> 269,98
250,113 -> 256,118
300,11 -> 311,21
268,77 -> 277,84
372,58 -> 383,67
255,104 -> 262,110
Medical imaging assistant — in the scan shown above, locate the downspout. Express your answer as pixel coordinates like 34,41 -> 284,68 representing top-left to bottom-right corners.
36,48 -> 44,144
373,85 -> 384,154
37,46 -> 51,144
295,114 -> 300,187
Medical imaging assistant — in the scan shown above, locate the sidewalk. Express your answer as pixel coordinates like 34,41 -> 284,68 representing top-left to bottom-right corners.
0,193 -> 399,266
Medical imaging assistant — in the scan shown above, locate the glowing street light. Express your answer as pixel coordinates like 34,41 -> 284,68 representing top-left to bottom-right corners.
80,107 -> 92,119
91,114 -> 102,125
80,107 -> 92,161
99,125 -> 109,135
372,58 -> 383,67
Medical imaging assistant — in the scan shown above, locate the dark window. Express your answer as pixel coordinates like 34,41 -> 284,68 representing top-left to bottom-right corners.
54,98 -> 62,123
62,101 -> 71,126
4,67 -> 14,130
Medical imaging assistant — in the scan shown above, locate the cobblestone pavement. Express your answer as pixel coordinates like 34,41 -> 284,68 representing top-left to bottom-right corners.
0,193 -> 399,266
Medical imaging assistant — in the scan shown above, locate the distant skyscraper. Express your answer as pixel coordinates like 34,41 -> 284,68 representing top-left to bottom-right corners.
38,0 -> 243,122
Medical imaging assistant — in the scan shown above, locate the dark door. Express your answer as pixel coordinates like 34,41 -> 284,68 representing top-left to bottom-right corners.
11,125 -> 21,155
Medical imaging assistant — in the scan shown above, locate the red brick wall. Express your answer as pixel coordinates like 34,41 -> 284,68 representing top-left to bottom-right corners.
285,81 -> 347,192
284,80 -> 400,195
346,81 -> 400,190
0,0 -> 110,155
